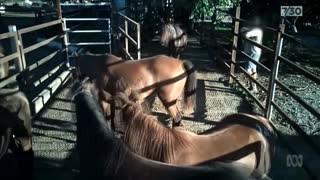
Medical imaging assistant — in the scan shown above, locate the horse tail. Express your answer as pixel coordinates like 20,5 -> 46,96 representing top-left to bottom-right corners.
182,60 -> 197,114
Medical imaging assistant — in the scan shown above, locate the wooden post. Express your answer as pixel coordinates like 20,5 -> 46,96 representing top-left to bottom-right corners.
125,20 -> 128,54
137,23 -> 141,59
229,6 -> 240,84
265,24 -> 285,119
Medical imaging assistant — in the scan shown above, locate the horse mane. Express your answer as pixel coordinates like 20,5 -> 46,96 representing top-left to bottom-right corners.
160,23 -> 187,48
122,101 -> 190,163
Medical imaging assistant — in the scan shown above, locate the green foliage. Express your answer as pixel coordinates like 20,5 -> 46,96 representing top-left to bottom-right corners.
190,0 -> 239,22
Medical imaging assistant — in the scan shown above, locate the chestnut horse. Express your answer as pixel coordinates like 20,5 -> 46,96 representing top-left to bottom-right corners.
73,53 -> 197,127
160,23 -> 188,59
112,93 -> 275,179
73,83 -> 266,180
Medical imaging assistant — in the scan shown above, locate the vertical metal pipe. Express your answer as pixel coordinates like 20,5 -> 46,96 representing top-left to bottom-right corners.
108,19 -> 112,53
137,23 -> 141,59
229,7 -> 240,84
9,25 -> 25,72
265,24 -> 285,119
125,20 -> 128,54
62,19 -> 70,67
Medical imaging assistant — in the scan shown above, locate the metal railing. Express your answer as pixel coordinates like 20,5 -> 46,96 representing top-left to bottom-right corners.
222,6 -> 320,179
63,17 -> 112,65
0,19 -> 71,115
115,12 -> 141,60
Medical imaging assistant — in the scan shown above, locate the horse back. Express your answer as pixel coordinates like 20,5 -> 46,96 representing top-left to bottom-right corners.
108,55 -> 185,82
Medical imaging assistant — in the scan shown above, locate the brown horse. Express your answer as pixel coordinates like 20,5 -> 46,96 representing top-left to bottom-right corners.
74,53 -> 197,127
112,93 -> 275,179
74,84 -> 268,180
160,23 -> 188,59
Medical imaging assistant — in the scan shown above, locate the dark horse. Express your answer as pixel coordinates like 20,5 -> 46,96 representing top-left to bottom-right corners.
73,82 -> 266,180
160,23 -> 188,59
0,45 -> 34,180
73,53 -> 197,127
0,90 -> 34,180
111,92 -> 275,179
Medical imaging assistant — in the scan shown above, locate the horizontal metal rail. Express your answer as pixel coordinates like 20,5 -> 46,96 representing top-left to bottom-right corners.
0,53 -> 19,64
0,73 -> 19,88
0,32 -> 16,39
64,18 -> 110,21
28,49 -> 64,72
115,12 -> 141,59
275,79 -> 320,120
233,17 -> 278,32
238,66 -> 268,93
33,61 -> 66,87
23,35 -> 64,54
67,30 -> 110,33
271,101 -> 320,155
19,20 -> 61,34
238,50 -> 271,73
118,27 -> 138,46
279,55 -> 320,85
238,35 -> 275,54
61,2 -> 111,6
230,74 -> 265,110
67,42 -> 111,46
117,12 -> 139,25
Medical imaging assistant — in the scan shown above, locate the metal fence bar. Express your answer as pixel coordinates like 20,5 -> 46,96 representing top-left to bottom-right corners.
0,73 -> 19,88
240,36 -> 275,54
233,17 -> 278,32
230,74 -> 266,110
271,101 -> 320,155
238,66 -> 268,93
137,23 -> 141,59
118,27 -> 138,46
118,12 -> 139,25
0,32 -> 16,39
115,12 -> 141,60
23,35 -> 63,54
265,24 -> 285,119
279,55 -> 320,85
275,79 -> 320,120
68,30 -> 110,33
64,18 -> 110,21
19,20 -> 61,35
0,53 -> 19,64
28,49 -> 64,71
238,50 -> 271,73
229,6 -> 240,83
67,42 -> 111,46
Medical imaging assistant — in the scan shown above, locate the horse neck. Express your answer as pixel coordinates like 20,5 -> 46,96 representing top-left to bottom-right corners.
123,108 -> 187,163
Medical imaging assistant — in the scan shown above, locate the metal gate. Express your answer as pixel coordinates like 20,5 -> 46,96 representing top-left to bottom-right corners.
60,2 -> 112,65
